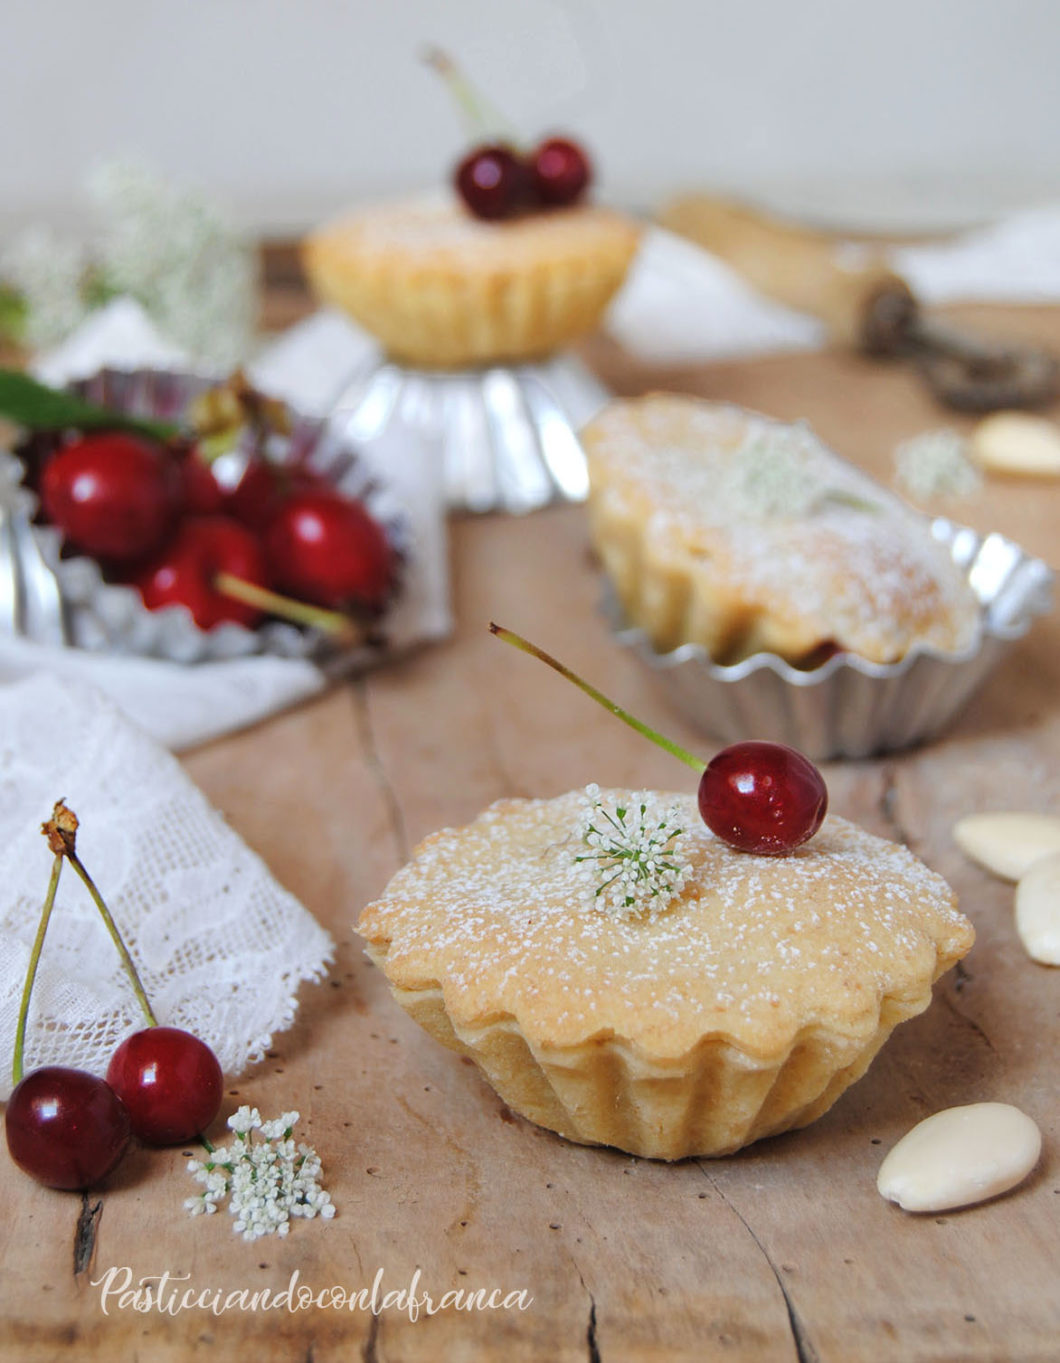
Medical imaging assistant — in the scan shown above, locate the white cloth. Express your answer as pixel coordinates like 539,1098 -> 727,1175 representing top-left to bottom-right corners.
606,227 -> 827,364
0,673 -> 333,1098
895,203 -> 1060,304
0,301 -> 450,751
606,209 -> 1060,365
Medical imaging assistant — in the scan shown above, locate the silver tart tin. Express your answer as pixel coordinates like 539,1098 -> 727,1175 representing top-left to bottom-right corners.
1,366 -> 408,666
607,518 -> 1054,760
331,350 -> 607,515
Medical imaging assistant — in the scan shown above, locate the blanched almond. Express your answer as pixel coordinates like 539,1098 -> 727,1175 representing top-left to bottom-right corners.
952,811 -> 1060,881
878,1103 -> 1042,1212
1015,850 -> 1060,965
969,412 -> 1060,476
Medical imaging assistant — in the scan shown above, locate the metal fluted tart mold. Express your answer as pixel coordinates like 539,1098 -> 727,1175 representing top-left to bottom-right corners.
1,367 -> 408,666
606,518 -> 1053,760
330,350 -> 607,515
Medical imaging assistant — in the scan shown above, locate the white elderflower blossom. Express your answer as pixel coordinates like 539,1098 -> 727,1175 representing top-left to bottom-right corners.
185,1106 -> 336,1241
0,226 -> 90,346
89,160 -> 255,368
575,785 -> 693,921
893,428 -> 982,501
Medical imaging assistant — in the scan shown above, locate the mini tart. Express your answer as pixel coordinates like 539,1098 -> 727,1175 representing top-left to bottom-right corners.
358,790 -> 973,1160
582,395 -> 981,665
302,193 -> 640,368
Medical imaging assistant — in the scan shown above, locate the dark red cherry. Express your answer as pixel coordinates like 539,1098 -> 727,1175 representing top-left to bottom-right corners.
225,458 -> 328,532
455,144 -> 530,220
39,432 -> 178,562
106,1026 -> 223,1146
133,514 -> 268,630
697,741 -> 828,855
5,1066 -> 131,1190
178,446 -> 226,516
264,491 -> 393,611
531,137 -> 592,207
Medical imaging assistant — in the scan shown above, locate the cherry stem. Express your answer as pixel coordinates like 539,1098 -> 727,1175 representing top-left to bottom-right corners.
12,854 -> 63,1086
489,623 -> 707,775
421,45 -> 518,144
214,573 -> 363,646
63,850 -> 158,1029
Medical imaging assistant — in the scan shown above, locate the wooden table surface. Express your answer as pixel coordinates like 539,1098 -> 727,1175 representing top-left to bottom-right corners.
2,303 -> 1059,1363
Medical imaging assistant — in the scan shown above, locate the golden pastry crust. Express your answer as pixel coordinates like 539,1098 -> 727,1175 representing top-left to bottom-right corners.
358,790 -> 973,1159
303,193 -> 640,368
582,395 -> 982,665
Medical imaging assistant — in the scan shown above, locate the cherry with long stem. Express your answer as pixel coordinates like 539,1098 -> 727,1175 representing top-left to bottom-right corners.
6,808 -> 132,1190
490,623 -> 828,856
42,801 -> 224,1146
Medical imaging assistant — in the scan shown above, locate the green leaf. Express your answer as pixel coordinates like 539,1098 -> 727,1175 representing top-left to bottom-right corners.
0,368 -> 181,441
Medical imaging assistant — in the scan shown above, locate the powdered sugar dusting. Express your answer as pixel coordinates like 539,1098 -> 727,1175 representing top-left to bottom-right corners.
585,397 -> 981,664
358,791 -> 973,1058
316,193 -> 637,271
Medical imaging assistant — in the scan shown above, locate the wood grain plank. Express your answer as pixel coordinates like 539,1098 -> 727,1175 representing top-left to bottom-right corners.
2,307 -> 1059,1361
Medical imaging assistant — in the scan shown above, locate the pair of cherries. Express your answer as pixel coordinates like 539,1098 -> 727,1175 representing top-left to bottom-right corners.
424,46 -> 592,221
6,1027 -> 223,1191
456,137 -> 592,221
37,430 -> 393,632
4,806 -> 225,1191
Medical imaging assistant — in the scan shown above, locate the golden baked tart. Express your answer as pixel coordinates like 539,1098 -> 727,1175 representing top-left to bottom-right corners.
358,788 -> 973,1160
303,193 -> 640,368
582,395 -> 981,666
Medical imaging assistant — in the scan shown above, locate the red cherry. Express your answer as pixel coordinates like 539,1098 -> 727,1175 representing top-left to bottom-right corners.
134,515 -> 268,630
264,492 -> 393,611
225,459 -> 328,532
697,741 -> 828,855
5,1066 -> 131,1190
531,137 -> 592,207
106,1027 -> 223,1146
455,144 -> 530,220
39,432 -> 178,563
178,446 -> 226,516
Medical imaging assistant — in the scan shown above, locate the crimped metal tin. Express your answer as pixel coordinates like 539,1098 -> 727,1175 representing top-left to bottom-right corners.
1,367 -> 407,666
330,350 -> 607,515
607,518 -> 1054,760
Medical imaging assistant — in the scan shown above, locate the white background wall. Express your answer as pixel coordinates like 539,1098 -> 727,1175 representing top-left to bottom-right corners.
2,0 -> 1058,234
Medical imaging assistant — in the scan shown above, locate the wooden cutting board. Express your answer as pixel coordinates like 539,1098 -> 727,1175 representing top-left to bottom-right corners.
1,299 -> 1058,1363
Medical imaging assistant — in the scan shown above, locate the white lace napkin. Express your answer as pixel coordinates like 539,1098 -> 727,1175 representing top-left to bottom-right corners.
0,299 -> 451,751
0,672 -> 333,1101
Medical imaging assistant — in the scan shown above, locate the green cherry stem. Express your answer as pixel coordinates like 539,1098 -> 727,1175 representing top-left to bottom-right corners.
11,854 -> 63,1086
64,850 -> 158,1029
421,45 -> 518,143
489,623 -> 707,774
214,573 -> 363,646
42,801 -> 158,1029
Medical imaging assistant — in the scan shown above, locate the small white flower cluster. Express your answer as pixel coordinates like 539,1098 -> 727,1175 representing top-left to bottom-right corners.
0,160 -> 254,364
734,426 -> 823,518
893,428 -> 982,501
89,161 -> 255,368
0,226 -> 90,347
185,1106 -> 336,1242
728,425 -> 881,520
576,784 -> 693,921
